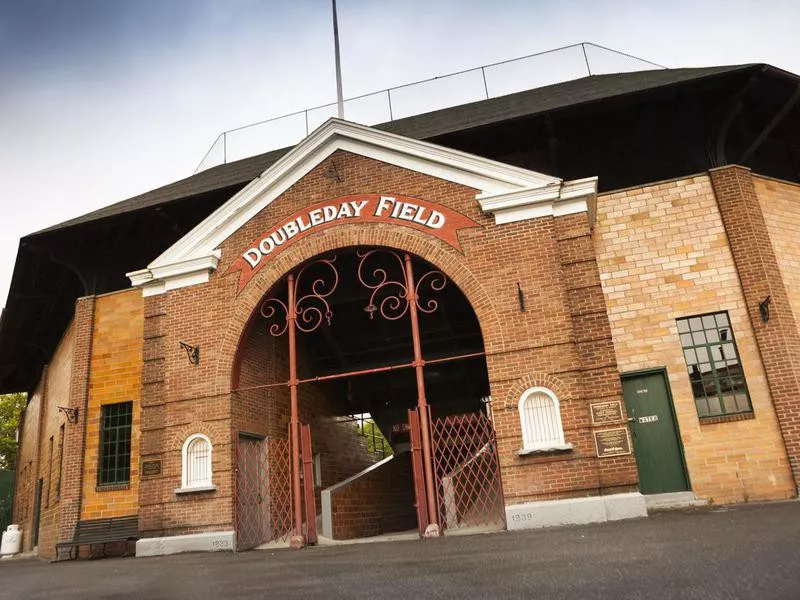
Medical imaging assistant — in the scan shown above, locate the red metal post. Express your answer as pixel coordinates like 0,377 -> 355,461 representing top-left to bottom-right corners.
301,424 -> 318,545
408,408 -> 430,536
287,273 -> 305,548
404,253 -> 440,536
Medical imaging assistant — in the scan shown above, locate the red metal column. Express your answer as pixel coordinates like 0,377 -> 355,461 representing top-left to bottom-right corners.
404,253 -> 440,536
408,408 -> 430,536
301,424 -> 318,545
287,273 -> 305,548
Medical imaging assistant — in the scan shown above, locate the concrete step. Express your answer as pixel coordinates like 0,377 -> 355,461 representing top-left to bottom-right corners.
645,491 -> 708,511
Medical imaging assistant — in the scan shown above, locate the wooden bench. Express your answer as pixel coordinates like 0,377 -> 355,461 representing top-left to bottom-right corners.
54,515 -> 139,561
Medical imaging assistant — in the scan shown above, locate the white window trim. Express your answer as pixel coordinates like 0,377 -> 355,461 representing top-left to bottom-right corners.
176,433 -> 217,494
517,387 -> 573,455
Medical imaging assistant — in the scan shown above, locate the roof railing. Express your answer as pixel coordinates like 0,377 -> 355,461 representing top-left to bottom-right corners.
194,42 -> 666,173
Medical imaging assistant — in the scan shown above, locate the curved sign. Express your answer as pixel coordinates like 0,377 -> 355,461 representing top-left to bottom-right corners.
225,194 -> 480,292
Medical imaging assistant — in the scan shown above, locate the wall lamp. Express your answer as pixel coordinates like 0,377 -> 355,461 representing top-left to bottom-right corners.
57,406 -> 79,424
179,341 -> 201,365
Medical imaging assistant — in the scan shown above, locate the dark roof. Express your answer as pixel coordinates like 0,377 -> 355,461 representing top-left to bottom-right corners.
31,64 -> 758,237
6,61 -> 800,394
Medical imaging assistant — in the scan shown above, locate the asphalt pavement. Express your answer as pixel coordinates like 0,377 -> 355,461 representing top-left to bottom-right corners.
2,501 -> 799,599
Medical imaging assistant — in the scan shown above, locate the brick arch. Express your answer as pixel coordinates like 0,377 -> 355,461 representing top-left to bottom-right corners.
217,222 -> 506,389
503,371 -> 574,411
167,422 -> 229,451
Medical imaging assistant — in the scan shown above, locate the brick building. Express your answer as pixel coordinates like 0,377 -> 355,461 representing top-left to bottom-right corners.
3,63 -> 800,558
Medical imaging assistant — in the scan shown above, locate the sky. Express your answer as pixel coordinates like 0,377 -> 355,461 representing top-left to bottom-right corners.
1,0 -> 799,307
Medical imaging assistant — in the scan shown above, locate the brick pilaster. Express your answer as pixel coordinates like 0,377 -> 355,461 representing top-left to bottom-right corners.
555,212 -> 639,493
138,294 -> 167,537
710,165 -> 800,494
57,296 -> 96,542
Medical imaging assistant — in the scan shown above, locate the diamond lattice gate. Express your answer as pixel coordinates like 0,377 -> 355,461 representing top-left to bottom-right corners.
431,411 -> 506,533
235,436 -> 293,551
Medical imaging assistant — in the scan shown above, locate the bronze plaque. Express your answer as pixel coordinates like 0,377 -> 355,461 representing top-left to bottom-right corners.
590,401 -> 624,425
142,460 -> 162,477
594,428 -> 632,458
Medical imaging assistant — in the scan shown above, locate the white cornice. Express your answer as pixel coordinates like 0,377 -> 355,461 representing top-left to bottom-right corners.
127,118 -> 598,296
477,176 -> 598,225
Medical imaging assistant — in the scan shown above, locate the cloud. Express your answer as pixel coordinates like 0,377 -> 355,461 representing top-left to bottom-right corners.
1,0 -> 799,305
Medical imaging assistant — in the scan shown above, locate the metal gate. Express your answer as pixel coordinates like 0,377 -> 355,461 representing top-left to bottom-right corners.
234,435 -> 293,550
431,411 -> 506,532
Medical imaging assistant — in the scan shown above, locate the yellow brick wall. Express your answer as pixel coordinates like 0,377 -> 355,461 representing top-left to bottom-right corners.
594,174 -> 794,504
755,175 -> 800,326
80,289 -> 143,519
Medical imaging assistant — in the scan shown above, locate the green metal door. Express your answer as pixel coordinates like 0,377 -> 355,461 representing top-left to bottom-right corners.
622,371 -> 688,494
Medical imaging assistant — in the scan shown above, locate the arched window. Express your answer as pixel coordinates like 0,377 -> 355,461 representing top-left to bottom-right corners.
181,434 -> 213,490
518,387 -> 570,453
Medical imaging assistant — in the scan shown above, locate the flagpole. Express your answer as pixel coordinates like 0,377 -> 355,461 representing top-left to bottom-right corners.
332,0 -> 345,119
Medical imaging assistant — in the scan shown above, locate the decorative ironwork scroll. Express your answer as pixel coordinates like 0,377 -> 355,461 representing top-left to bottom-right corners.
356,248 -> 447,321
260,256 -> 339,336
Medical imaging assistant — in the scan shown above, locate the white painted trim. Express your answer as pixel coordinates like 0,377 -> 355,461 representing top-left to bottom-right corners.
478,176 -> 597,225
135,531 -> 235,556
181,433 -> 213,489
175,485 -> 218,495
516,443 -> 573,455
127,118 -> 599,295
505,492 -> 647,530
518,386 -> 567,451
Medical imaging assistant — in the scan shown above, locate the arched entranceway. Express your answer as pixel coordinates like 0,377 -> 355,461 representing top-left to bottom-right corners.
231,247 -> 505,549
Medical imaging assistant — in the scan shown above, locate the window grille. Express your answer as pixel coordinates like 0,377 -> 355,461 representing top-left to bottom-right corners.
182,434 -> 213,489
98,402 -> 133,486
518,387 -> 567,451
677,312 -> 752,418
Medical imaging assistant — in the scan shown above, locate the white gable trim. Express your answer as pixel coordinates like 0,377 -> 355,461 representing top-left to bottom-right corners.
127,118 -> 597,295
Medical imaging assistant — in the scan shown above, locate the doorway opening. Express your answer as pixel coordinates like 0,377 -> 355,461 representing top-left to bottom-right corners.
232,247 -> 505,548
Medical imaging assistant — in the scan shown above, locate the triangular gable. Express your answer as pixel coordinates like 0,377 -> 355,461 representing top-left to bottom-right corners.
128,118 -> 597,296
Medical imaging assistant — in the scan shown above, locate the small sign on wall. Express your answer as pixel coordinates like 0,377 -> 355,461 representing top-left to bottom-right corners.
593,427 -> 632,458
142,460 -> 162,477
590,400 -> 624,425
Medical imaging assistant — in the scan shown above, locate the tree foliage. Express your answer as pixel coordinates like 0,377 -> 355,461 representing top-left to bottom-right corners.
359,418 -> 393,456
0,393 -> 27,471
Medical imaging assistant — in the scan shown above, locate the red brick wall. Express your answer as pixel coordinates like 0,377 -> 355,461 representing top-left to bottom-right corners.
57,297 -> 96,547
329,452 -> 416,540
233,319 -> 385,523
11,322 -> 75,557
137,149 -> 634,536
12,381 -> 41,552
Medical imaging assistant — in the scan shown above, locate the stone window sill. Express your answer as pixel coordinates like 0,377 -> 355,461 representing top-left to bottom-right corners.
175,485 -> 218,495
699,412 -> 755,426
95,483 -> 130,492
516,443 -> 573,456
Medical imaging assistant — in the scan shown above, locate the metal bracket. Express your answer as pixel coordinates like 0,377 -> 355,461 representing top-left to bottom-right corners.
57,406 -> 79,423
179,341 -> 201,365
759,296 -> 771,323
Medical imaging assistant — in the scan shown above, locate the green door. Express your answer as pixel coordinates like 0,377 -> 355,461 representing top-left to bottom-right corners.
621,371 -> 688,494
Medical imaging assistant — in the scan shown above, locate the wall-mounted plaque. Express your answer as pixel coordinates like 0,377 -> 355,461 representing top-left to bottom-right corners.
594,428 -> 632,458
590,401 -> 624,425
142,460 -> 162,477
